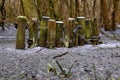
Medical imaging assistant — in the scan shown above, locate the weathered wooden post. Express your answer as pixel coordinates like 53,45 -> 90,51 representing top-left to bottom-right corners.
92,17 -> 99,36
85,19 -> 92,44
63,20 -> 70,48
77,17 -> 85,46
68,18 -> 76,47
28,18 -> 39,48
73,22 -> 79,46
56,21 -> 64,47
16,16 -> 27,49
91,17 -> 101,45
39,16 -> 50,47
47,19 -> 56,48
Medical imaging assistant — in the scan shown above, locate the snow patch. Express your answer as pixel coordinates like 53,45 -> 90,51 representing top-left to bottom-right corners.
4,43 -> 120,55
97,43 -> 120,49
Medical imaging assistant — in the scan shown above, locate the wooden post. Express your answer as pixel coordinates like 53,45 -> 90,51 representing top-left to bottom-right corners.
16,16 -> 27,49
47,19 -> 56,49
39,16 -> 50,47
63,20 -> 70,48
77,17 -> 85,46
91,17 -> 101,45
56,21 -> 64,47
92,17 -> 99,36
68,18 -> 76,47
74,22 -> 79,46
85,19 -> 92,43
28,18 -> 39,48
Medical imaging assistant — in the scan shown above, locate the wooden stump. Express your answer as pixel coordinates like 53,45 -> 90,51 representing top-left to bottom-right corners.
28,18 -> 39,48
91,17 -> 101,45
77,17 -> 85,46
68,18 -> 76,47
74,22 -> 79,46
47,19 -> 56,49
92,17 -> 99,36
85,19 -> 92,43
63,20 -> 70,48
39,16 -> 50,47
56,21 -> 64,47
16,16 -> 27,49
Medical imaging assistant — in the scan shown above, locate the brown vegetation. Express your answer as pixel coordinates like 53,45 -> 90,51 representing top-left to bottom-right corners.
1,0 -> 120,30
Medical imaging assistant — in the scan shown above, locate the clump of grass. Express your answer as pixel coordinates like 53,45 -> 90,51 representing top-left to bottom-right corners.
47,63 -> 59,76
47,60 -> 75,79
48,62 -> 120,80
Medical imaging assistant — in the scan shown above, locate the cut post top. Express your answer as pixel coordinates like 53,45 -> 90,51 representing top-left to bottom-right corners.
77,17 -> 85,19
42,16 -> 50,20
85,19 -> 92,21
68,18 -> 75,21
49,19 -> 56,22
17,16 -> 27,22
85,19 -> 92,25
56,21 -> 64,24
32,18 -> 38,21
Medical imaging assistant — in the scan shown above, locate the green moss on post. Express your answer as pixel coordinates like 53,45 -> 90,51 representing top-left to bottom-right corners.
56,21 -> 64,47
85,19 -> 92,43
63,20 -> 70,48
39,16 -> 50,47
16,16 -> 27,49
77,17 -> 85,46
47,19 -> 56,49
91,17 -> 101,45
92,17 -> 99,36
68,18 -> 75,47
29,18 -> 39,48
74,22 -> 79,46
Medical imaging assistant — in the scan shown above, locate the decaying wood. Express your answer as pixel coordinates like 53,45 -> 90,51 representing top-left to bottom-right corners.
77,17 -> 85,46
56,21 -> 64,47
68,18 -> 76,47
47,19 -> 56,48
92,17 -> 99,36
85,19 -> 92,43
16,16 -> 27,49
39,16 -> 50,47
29,18 -> 39,48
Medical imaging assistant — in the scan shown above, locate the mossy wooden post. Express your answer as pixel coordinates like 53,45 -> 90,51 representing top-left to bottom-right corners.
29,18 -> 39,48
39,16 -> 50,47
63,20 -> 70,48
68,18 -> 76,47
16,16 -> 27,49
91,17 -> 101,45
85,19 -> 92,43
47,19 -> 56,48
74,22 -> 79,46
77,17 -> 85,46
56,21 -> 64,47
92,17 -> 99,36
